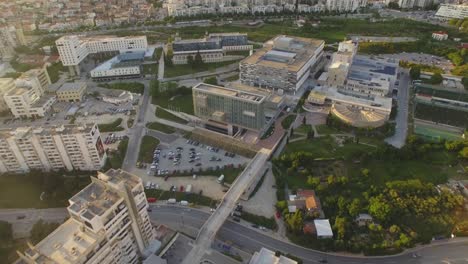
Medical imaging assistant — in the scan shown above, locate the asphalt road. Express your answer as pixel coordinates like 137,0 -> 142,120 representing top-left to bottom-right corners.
123,79 -> 152,171
385,69 -> 410,148
150,205 -> 468,264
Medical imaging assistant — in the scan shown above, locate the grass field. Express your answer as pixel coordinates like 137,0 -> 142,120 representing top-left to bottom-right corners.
138,136 -> 160,163
156,108 -> 189,124
146,122 -> 176,134
315,124 -> 341,135
98,82 -> 145,94
98,118 -> 125,132
414,103 -> 468,128
164,60 -> 240,78
151,81 -> 194,114
142,63 -> 158,75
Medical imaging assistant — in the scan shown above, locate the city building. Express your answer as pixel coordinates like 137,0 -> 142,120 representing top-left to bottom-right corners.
0,25 -> 26,60
240,35 -> 324,93
90,52 -> 145,80
171,33 -> 252,65
436,3 -> 468,19
397,0 -> 434,9
56,35 -> 148,75
314,219 -> 334,239
192,82 -> 284,135
249,247 -> 297,264
4,68 -> 55,118
0,78 -> 15,113
326,0 -> 368,12
287,189 -> 322,217
16,169 -> 156,264
56,82 -> 87,102
432,31 -> 449,41
0,123 -> 106,174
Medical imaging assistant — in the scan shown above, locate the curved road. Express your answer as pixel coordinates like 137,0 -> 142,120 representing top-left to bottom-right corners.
149,205 -> 468,264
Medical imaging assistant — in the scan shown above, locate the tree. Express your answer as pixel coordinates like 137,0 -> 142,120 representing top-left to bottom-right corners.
334,217 -> 347,240
194,51 -> 203,66
361,168 -> 370,177
429,73 -> 443,84
348,198 -> 361,217
0,221 -> 12,243
369,195 -> 391,222
388,2 -> 399,9
409,67 -> 421,80
459,147 -> 468,159
204,76 -> 218,85
285,210 -> 303,233
307,176 -> 320,188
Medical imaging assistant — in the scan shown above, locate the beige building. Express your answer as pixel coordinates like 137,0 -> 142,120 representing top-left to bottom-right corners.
57,82 -> 87,102
249,247 -> 297,264
16,169 -> 156,264
0,78 -> 15,113
0,123 -> 106,173
240,35 -> 324,92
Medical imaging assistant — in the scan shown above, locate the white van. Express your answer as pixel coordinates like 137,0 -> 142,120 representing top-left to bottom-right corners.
180,200 -> 189,206
217,174 -> 225,183
167,198 -> 176,204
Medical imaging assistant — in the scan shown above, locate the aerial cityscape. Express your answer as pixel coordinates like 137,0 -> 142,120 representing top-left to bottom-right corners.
0,0 -> 467,263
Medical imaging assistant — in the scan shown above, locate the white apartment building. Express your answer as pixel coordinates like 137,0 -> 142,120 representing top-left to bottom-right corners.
0,123 -> 106,174
436,4 -> 468,19
249,248 -> 297,264
397,0 -> 433,9
16,169 -> 156,264
326,0 -> 368,12
0,78 -> 15,113
55,35 -> 148,75
3,68 -> 54,118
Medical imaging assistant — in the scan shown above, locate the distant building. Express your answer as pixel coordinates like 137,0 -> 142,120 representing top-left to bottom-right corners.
326,0 -> 368,12
436,4 -> 468,19
397,0 -> 434,9
240,35 -> 324,93
192,82 -> 284,135
249,247 -> 297,264
314,219 -> 334,239
56,35 -> 148,75
90,52 -> 145,80
0,78 -> 15,113
171,33 -> 252,65
16,169 -> 156,264
0,25 -> 26,61
56,82 -> 87,102
4,68 -> 55,118
0,123 -> 106,173
432,31 -> 449,41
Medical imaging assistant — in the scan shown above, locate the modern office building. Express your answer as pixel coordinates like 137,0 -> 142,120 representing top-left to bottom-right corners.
56,82 -> 87,102
4,68 -> 55,118
0,123 -> 106,174
325,0 -> 368,12
315,40 -> 398,128
436,3 -> 468,19
56,35 -> 148,75
171,33 -> 252,65
90,52 -> 145,80
249,247 -> 297,264
0,78 -> 15,113
193,82 -> 284,135
240,35 -> 324,93
16,169 -> 156,264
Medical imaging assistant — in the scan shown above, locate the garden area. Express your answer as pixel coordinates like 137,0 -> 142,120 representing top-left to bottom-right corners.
273,133 -> 467,255
142,63 -> 158,75
46,62 -> 66,83
98,82 -> 145,94
98,118 -> 125,132
151,80 -> 194,115
138,135 -> 160,163
164,59 -> 241,78
146,122 -> 176,134
103,139 -> 128,170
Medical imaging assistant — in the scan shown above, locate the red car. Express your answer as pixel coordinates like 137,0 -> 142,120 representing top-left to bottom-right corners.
147,197 -> 157,203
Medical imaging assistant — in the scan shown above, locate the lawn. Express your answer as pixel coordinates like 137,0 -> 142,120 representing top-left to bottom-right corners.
104,139 -> 128,170
46,62 -> 66,83
281,114 -> 296,129
156,108 -> 189,124
146,122 -> 176,134
0,172 -> 91,209
151,81 -> 194,114
164,60 -> 240,78
98,82 -> 145,94
315,124 -> 341,135
142,63 -> 158,75
98,118 -> 125,132
138,135 -> 160,163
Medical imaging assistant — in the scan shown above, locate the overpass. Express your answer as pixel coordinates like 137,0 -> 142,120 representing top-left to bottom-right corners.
181,148 -> 271,264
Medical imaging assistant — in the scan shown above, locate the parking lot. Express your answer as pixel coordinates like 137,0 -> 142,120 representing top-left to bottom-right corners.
146,137 -> 249,177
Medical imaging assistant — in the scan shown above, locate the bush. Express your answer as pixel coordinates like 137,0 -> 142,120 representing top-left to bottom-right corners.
98,118 -> 124,132
239,211 -> 277,230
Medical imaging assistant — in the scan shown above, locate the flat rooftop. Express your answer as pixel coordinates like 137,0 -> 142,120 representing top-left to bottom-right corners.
0,123 -> 97,139
241,35 -> 324,72
316,86 -> 392,111
57,82 -> 86,93
350,55 -> 398,77
91,53 -> 142,72
194,83 -> 266,103
29,219 -> 101,264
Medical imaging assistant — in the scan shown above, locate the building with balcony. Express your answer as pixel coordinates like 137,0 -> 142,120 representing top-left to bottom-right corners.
55,35 -> 147,76
0,123 -> 106,174
171,33 -> 252,65
16,169 -> 156,264
0,78 -> 15,113
240,35 -> 324,93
